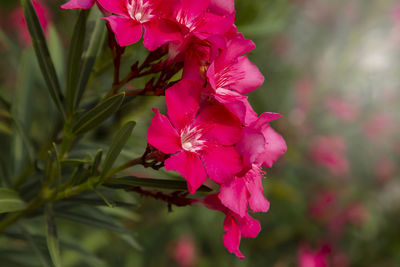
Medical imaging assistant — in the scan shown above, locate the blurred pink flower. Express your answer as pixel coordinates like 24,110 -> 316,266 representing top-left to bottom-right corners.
362,112 -> 396,141
309,136 -> 349,176
298,243 -> 330,267
173,236 -> 197,267
309,190 -> 336,221
324,95 -> 359,122
9,0 -> 52,47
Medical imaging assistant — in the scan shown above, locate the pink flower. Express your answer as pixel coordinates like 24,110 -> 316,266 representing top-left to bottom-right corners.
203,194 -> 261,259
203,34 -> 264,123
207,34 -> 263,94
362,112 -> 396,141
61,0 -> 96,9
298,243 -> 330,267
324,95 -> 359,122
309,136 -> 349,176
9,0 -> 52,47
166,0 -> 236,65
172,236 -> 197,267
172,0 -> 235,41
98,0 -> 181,50
236,112 -> 287,168
147,80 -> 243,193
219,164 -> 269,218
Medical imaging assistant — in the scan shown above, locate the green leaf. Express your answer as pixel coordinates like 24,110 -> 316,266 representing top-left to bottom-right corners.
55,210 -> 131,234
91,149 -> 103,176
4,229 -> 105,267
45,204 -> 62,267
60,158 -> 90,167
0,188 -> 26,213
75,12 -> 107,107
103,176 -> 213,192
72,93 -> 125,135
48,26 -> 65,84
66,10 -> 89,114
0,121 -> 12,135
18,225 -> 51,267
11,50 -> 35,180
20,0 -> 66,119
62,197 -> 136,207
101,121 -> 136,177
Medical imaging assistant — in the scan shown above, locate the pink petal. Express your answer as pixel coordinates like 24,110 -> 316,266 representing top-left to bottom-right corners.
215,34 -> 255,69
219,178 -> 248,218
196,104 -> 242,146
257,126 -> 287,168
238,214 -> 261,238
61,0 -> 95,9
194,13 -> 235,40
235,128 -> 266,167
213,89 -> 258,125
223,216 -> 244,259
244,167 -> 270,212
251,112 -> 282,128
96,0 -> 128,16
166,80 -> 202,131
147,109 -> 181,154
229,56 -> 264,95
208,0 -> 235,16
165,151 -> 207,194
201,146 -> 243,184
143,19 -> 181,51
180,0 -> 210,18
103,16 -> 142,47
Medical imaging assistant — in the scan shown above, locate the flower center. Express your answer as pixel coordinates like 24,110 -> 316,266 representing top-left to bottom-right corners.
215,64 -> 245,91
176,10 -> 200,32
127,0 -> 155,23
180,125 -> 206,153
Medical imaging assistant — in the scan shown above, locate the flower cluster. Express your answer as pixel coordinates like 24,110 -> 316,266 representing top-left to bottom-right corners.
62,0 -> 287,258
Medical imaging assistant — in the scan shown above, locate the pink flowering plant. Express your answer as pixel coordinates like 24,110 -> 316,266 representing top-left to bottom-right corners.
0,0 -> 287,263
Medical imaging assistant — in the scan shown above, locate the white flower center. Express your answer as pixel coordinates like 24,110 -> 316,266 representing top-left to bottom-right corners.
127,0 -> 155,23
180,125 -> 206,153
215,64 -> 245,92
176,10 -> 200,32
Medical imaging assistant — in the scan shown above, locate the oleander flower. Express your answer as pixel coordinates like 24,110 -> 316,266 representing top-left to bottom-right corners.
98,0 -> 181,50
236,112 -> 287,168
147,80 -> 243,193
219,164 -> 270,218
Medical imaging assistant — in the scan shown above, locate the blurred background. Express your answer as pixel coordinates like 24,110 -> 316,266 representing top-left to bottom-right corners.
1,0 -> 400,266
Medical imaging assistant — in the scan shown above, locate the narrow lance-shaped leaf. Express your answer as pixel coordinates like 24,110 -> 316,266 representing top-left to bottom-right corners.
11,50 -> 35,180
101,121 -> 136,177
91,149 -> 103,176
55,210 -> 131,234
66,10 -> 89,114
20,0 -> 66,119
0,188 -> 26,213
76,11 -> 107,107
103,176 -> 213,192
45,204 -> 62,267
72,93 -> 125,135
18,225 -> 51,267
